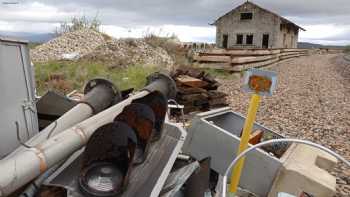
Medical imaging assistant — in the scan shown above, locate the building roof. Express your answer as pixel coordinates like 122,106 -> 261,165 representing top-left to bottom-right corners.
0,35 -> 29,43
212,1 -> 306,31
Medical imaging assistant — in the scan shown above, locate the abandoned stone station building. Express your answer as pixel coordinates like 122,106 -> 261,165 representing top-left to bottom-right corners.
212,1 -> 305,49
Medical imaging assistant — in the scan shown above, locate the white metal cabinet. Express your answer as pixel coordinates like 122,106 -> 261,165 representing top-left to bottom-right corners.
0,37 -> 38,158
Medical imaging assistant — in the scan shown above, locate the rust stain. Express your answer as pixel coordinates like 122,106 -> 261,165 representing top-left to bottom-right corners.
73,126 -> 88,144
34,146 -> 47,173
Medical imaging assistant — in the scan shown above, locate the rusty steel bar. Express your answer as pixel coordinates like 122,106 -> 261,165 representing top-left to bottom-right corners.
0,72 -> 176,196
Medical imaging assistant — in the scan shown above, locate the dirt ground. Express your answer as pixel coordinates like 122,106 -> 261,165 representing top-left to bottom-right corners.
220,54 -> 350,196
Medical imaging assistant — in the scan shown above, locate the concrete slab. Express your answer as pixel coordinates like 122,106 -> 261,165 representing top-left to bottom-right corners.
268,144 -> 338,197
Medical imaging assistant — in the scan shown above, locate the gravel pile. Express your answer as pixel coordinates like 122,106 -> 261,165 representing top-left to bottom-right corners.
31,29 -> 105,62
30,29 -> 174,67
82,38 -> 174,67
220,54 -> 350,196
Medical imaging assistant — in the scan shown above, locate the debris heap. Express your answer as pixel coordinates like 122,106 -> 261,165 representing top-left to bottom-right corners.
31,29 -> 105,62
82,39 -> 174,68
30,29 -> 174,67
171,68 -> 228,113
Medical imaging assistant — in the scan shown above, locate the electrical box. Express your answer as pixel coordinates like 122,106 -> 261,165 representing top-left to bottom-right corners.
0,36 -> 39,158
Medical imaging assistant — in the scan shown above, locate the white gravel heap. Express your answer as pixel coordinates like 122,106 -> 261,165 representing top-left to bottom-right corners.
83,38 -> 174,67
30,29 -> 174,67
31,29 -> 105,62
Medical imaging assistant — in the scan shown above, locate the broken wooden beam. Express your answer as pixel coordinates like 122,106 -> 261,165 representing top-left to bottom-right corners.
176,75 -> 208,88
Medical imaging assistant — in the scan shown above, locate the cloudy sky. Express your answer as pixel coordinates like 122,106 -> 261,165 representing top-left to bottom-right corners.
1,0 -> 350,45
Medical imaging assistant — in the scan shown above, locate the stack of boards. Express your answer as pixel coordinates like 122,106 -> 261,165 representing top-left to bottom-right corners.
171,68 -> 228,113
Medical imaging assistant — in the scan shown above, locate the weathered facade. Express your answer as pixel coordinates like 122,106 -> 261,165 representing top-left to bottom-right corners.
213,1 -> 305,49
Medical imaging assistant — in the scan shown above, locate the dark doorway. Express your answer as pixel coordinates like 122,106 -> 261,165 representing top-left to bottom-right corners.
236,34 -> 243,45
262,34 -> 269,48
246,35 -> 253,45
222,34 -> 228,49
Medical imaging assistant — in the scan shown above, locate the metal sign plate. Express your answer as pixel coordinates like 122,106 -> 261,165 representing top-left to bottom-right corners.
242,69 -> 277,96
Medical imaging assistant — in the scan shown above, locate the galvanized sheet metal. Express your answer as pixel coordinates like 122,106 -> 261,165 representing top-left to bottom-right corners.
0,40 -> 38,158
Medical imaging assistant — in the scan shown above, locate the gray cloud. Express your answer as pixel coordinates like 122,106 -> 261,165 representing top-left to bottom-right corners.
1,0 -> 350,44
28,0 -> 350,26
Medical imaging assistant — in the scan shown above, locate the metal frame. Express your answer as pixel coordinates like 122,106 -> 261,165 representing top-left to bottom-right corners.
183,107 -> 289,196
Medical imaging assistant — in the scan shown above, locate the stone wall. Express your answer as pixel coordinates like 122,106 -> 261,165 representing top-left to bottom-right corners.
277,24 -> 299,48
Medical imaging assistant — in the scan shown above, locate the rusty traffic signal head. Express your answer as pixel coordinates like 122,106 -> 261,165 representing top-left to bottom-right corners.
79,122 -> 137,196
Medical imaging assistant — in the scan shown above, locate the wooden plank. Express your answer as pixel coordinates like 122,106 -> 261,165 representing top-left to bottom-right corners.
249,130 -> 264,145
231,57 -> 279,72
176,75 -> 208,88
197,63 -> 234,71
280,54 -> 308,61
280,49 -> 308,53
177,87 -> 207,95
279,51 -> 308,57
208,97 -> 227,106
231,55 -> 277,64
193,55 -> 231,63
201,49 -> 281,56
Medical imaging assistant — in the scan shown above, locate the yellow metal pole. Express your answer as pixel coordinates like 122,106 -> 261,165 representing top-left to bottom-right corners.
229,93 -> 261,193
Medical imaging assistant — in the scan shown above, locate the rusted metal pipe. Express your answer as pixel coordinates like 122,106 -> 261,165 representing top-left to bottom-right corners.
0,73 -> 176,196
4,78 -> 121,160
144,72 -> 177,100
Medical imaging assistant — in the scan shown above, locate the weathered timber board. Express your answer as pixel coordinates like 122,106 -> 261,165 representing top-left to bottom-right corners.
231,55 -> 278,64
193,54 -> 231,63
178,87 -> 207,95
176,75 -> 208,88
204,49 -> 282,56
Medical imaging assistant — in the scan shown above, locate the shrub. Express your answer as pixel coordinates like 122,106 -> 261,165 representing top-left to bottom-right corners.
143,33 -> 189,65
54,15 -> 101,36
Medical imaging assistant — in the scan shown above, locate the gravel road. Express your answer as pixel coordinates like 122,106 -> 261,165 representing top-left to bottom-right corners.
220,54 -> 350,196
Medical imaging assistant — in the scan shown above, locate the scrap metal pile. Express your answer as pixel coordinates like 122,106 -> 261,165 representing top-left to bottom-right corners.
1,38 -> 349,197
171,67 -> 228,113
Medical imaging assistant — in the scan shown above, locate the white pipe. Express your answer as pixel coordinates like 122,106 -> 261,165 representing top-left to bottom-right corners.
0,91 -> 149,197
221,139 -> 350,197
4,104 -> 93,160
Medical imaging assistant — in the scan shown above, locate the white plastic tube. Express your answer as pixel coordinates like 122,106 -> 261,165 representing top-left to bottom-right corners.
0,91 -> 149,197
4,103 -> 93,160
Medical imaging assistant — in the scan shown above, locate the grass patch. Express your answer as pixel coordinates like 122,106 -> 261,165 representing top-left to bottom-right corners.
344,45 -> 350,54
28,42 -> 41,49
34,60 -> 160,95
